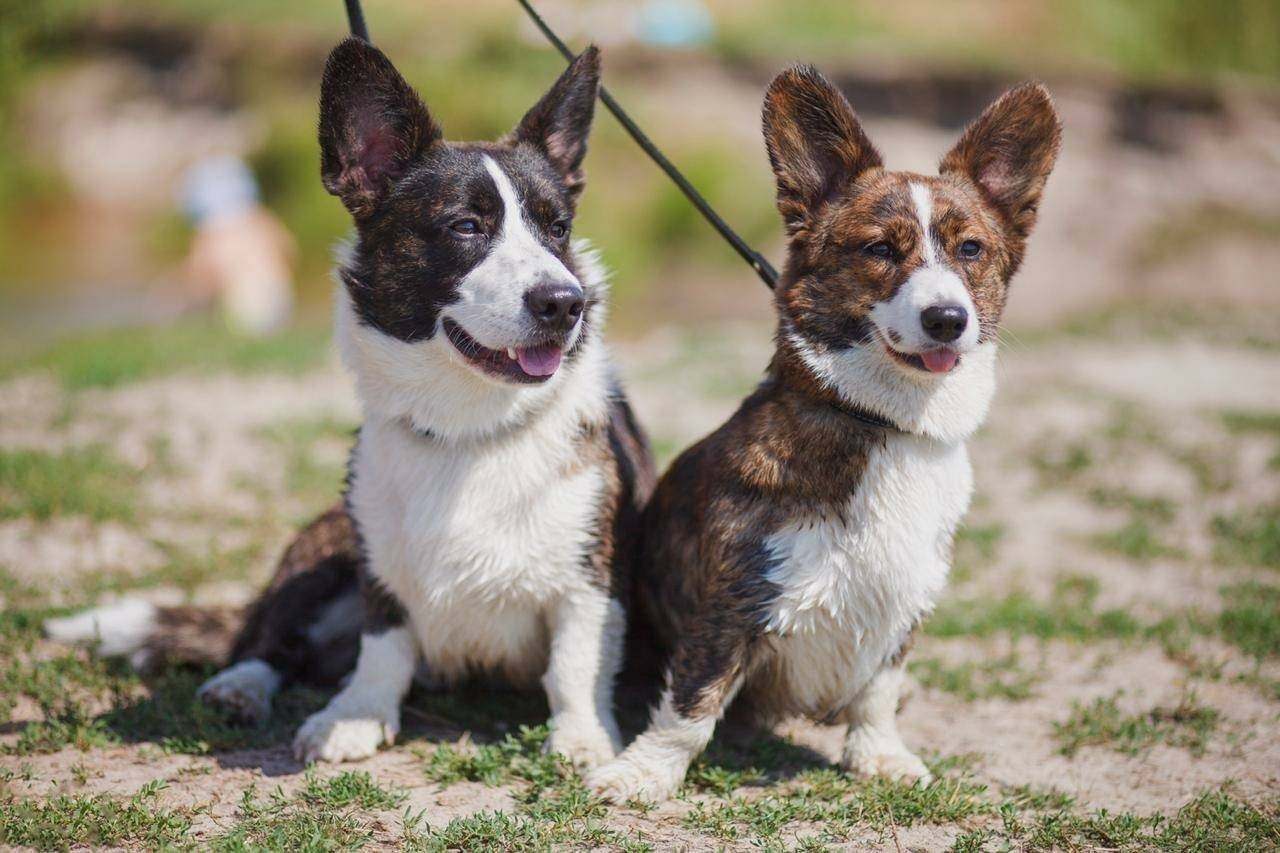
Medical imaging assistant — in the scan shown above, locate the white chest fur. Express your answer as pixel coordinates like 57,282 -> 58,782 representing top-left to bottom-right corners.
762,433 -> 973,716
348,411 -> 606,687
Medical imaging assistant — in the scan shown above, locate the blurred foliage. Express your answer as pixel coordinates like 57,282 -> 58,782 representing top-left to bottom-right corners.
0,0 -> 1277,328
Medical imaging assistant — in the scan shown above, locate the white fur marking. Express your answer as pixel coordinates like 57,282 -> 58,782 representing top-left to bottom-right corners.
294,628 -> 417,763
587,684 -> 733,802
841,665 -> 932,782
445,158 -> 582,354
198,659 -> 281,723
43,600 -> 157,658
543,592 -> 626,768
762,434 -> 969,713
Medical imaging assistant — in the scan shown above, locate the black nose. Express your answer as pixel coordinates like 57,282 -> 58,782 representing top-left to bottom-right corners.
524,282 -> 584,331
920,304 -> 968,343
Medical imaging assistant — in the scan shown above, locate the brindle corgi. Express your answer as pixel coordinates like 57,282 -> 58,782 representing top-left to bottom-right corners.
588,66 -> 1061,801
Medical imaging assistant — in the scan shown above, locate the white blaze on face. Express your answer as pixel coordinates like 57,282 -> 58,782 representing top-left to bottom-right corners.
445,155 -> 582,348
869,183 -> 980,354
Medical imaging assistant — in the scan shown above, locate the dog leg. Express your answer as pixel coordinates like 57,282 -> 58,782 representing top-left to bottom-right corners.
198,659 -> 281,724
839,664 -> 932,783
293,627 -> 417,764
542,589 -> 625,769
587,633 -> 746,802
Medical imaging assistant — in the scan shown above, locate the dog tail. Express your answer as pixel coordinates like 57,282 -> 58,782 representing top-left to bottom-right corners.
44,599 -> 242,672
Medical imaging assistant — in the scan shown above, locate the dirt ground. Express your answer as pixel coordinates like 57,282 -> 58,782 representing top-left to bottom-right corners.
2,302 -> 1279,849
2,51 -> 1280,851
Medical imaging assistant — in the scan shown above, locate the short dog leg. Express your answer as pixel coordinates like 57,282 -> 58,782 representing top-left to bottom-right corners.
198,658 -> 282,724
840,664 -> 931,783
293,627 -> 416,764
587,635 -> 746,802
542,589 -> 625,769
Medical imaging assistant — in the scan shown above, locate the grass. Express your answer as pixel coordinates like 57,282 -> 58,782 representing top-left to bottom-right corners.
0,780 -> 192,849
910,652 -> 1042,702
0,319 -> 330,391
1093,518 -> 1184,562
1053,691 -> 1219,758
0,445 -> 139,523
928,575 -> 1145,643
1212,506 -> 1280,570
256,416 -> 356,510
1217,582 -> 1280,660
209,772 -> 406,851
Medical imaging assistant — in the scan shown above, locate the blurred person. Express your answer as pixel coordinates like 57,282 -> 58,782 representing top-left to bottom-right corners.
181,155 -> 296,335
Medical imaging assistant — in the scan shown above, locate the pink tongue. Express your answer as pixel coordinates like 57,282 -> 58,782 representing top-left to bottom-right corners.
516,344 -> 563,377
921,348 -> 959,373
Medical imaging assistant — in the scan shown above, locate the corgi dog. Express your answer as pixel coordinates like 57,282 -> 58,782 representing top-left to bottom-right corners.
47,38 -> 654,770
587,66 -> 1060,801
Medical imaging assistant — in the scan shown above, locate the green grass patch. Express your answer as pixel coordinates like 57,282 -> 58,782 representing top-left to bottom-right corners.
415,724 -> 641,850
2,320 -> 330,391
1218,582 -> 1280,660
1093,518 -> 1184,562
910,652 -> 1042,702
210,773 -> 404,851
0,780 -> 191,849
684,767 -> 994,845
1054,691 -> 1219,758
928,575 -> 1145,643
0,445 -> 139,522
1212,506 -> 1280,569
257,415 -> 356,509
1031,441 -> 1093,488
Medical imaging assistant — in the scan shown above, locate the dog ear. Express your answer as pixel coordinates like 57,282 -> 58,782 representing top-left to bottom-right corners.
318,38 -> 442,219
940,83 -> 1061,243
511,46 -> 601,200
762,65 -> 882,234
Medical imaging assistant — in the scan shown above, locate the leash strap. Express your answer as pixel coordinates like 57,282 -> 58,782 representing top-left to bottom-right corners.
344,0 -> 370,41
513,0 -> 778,291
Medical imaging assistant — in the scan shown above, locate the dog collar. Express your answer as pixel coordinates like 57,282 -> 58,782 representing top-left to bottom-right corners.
831,401 -> 902,433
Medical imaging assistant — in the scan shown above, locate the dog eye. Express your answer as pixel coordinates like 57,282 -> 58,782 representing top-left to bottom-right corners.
959,239 -> 982,259
865,241 -> 894,259
548,221 -> 570,240
451,219 -> 482,236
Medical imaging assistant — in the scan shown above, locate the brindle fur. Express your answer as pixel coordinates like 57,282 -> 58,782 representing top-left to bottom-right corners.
636,68 -> 1060,727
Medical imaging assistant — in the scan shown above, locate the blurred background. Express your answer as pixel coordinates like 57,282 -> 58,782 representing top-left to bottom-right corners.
1,3 -> 1279,843
3,0 -> 1279,349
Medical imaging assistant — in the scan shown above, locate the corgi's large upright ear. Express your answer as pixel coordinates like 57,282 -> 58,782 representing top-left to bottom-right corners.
319,38 -> 442,219
512,46 -> 602,203
762,65 -> 882,235
940,83 -> 1061,247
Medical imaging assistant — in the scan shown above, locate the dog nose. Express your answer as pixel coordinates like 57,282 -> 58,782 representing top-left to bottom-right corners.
920,304 -> 968,343
524,282 -> 584,331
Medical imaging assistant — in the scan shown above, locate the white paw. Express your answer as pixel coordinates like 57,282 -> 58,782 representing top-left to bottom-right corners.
198,660 -> 279,724
841,742 -> 933,784
293,705 -> 397,764
585,754 -> 684,803
544,715 -> 621,769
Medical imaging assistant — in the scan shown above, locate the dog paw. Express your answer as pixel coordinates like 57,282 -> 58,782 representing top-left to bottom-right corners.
544,716 -> 620,769
198,660 -> 280,725
293,706 -> 397,764
841,743 -> 932,785
585,755 -> 683,804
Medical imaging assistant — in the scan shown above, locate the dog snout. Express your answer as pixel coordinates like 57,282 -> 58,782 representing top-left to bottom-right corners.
920,304 -> 968,344
523,281 -> 584,332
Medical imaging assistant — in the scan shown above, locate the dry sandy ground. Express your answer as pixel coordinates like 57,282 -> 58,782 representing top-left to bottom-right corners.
1,312 -> 1278,849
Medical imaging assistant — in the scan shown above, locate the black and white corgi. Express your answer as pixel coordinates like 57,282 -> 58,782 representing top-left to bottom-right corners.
47,38 -> 655,770
586,66 -> 1060,801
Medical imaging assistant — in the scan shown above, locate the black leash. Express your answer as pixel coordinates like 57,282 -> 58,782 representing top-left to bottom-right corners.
513,0 -> 778,291
340,0 -> 778,291
344,0 -> 370,41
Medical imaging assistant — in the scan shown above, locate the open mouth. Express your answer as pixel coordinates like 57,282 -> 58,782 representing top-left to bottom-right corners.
442,318 -> 564,384
882,341 -> 960,374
